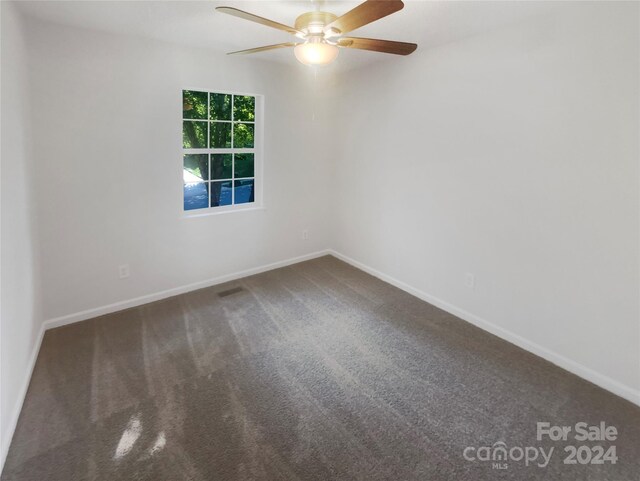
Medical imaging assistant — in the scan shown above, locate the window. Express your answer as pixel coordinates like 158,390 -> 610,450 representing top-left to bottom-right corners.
182,90 -> 260,212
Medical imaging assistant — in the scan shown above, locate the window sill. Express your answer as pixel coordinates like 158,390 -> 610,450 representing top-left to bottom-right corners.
182,205 -> 265,219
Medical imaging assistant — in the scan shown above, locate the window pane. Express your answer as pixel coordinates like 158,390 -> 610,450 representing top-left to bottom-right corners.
184,182 -> 209,210
183,90 -> 208,119
234,153 -> 254,178
234,96 -> 255,122
233,123 -> 254,149
183,121 -> 207,149
211,181 -> 232,207
234,179 -> 254,204
183,154 -> 208,182
210,122 -> 231,148
211,154 -> 232,180
210,93 -> 231,120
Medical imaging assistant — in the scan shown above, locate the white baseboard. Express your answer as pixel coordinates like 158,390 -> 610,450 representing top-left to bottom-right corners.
1,322 -> 46,474
44,250 -> 332,330
328,250 -> 640,407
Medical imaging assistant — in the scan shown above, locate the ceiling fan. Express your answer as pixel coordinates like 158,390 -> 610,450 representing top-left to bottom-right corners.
216,0 -> 417,66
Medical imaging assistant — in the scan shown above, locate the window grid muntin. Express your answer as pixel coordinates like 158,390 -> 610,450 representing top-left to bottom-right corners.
183,90 -> 257,212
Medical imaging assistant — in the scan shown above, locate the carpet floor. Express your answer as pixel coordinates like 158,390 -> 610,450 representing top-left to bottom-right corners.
2,255 -> 639,480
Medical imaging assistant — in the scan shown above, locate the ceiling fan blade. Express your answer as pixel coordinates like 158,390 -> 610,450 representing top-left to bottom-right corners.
216,7 -> 304,37
227,43 -> 299,56
325,0 -> 404,35
337,36 -> 417,55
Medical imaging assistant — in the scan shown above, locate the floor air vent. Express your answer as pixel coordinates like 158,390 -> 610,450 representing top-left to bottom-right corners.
217,286 -> 244,297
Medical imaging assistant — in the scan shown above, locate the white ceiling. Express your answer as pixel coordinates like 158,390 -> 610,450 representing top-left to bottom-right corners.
14,0 -> 559,70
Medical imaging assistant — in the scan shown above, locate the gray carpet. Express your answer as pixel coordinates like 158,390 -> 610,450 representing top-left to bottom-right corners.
2,256 -> 639,480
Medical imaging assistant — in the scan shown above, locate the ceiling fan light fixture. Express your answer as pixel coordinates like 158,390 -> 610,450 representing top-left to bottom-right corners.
294,40 -> 339,66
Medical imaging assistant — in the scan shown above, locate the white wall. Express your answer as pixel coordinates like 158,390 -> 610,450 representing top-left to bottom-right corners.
331,2 -> 640,400
24,18 -> 334,322
0,1 -> 43,467
1,6 -> 638,472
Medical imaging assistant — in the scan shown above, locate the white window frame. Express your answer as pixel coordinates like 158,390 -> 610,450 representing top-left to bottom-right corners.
181,88 -> 264,217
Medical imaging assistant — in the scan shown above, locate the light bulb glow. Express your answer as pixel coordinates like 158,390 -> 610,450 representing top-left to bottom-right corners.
294,41 -> 339,66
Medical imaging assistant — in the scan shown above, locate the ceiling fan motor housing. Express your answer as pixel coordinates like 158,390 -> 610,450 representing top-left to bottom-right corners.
294,11 -> 338,37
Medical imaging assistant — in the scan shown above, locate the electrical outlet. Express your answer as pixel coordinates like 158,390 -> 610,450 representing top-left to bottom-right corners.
464,273 -> 475,289
302,230 -> 309,240
118,264 -> 130,279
